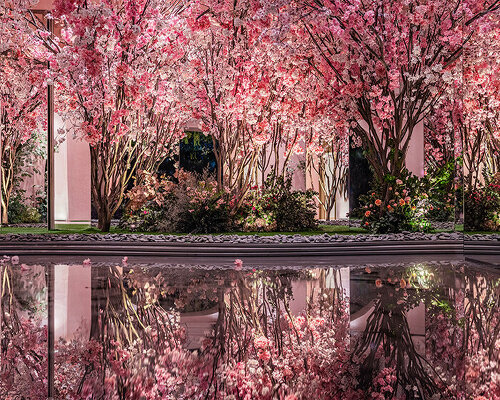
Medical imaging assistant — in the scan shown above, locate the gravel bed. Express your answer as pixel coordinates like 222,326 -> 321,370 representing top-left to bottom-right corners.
318,219 -> 353,226
319,219 -> 455,230
0,231 -> 498,243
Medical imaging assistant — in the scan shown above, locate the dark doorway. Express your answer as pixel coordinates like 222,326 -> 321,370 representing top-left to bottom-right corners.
179,131 -> 217,176
349,142 -> 372,213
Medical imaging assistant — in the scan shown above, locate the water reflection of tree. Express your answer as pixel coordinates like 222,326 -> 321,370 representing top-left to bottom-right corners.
209,268 -> 352,398
354,263 -> 500,399
427,265 -> 500,398
53,263 -> 499,399
463,268 -> 499,359
352,265 -> 452,399
0,262 -> 47,399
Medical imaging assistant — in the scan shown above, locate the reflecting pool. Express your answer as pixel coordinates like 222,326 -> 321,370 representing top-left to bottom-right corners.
1,257 -> 498,399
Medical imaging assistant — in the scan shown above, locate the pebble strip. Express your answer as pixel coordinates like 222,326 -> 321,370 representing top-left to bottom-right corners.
0,232 -> 498,243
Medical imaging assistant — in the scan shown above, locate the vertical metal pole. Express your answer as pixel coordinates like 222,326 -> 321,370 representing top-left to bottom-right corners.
47,263 -> 55,399
47,17 -> 55,230
0,130 -> 3,228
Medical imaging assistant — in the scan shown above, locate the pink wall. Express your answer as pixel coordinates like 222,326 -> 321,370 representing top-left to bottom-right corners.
54,114 -> 91,226
406,121 -> 425,177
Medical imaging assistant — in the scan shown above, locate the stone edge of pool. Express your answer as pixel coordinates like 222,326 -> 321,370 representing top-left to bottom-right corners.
0,235 -> 499,258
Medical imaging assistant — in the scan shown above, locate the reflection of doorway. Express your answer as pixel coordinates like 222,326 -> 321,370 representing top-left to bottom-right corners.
349,142 -> 372,213
179,131 -> 217,176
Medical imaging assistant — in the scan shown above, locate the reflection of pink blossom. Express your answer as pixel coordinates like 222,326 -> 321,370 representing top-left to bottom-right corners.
234,259 -> 243,270
254,335 -> 270,349
258,349 -> 271,362
11,255 -> 19,265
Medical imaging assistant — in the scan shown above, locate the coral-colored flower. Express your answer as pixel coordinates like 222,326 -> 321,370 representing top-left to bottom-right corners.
375,199 -> 382,206
365,210 -> 371,217
375,279 -> 383,288
400,279 -> 406,288
398,198 -> 405,206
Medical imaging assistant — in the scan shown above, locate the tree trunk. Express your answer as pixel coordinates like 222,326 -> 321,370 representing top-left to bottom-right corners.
97,206 -> 112,232
1,201 -> 7,224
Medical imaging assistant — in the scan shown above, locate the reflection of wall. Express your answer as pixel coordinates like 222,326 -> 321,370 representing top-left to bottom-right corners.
180,308 -> 219,350
54,264 -> 91,340
289,268 -> 350,315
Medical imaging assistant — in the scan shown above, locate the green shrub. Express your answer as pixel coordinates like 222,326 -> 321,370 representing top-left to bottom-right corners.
7,193 -> 26,224
120,170 -> 232,233
422,161 -> 456,222
121,171 -> 318,233
19,206 -> 42,223
6,192 -> 43,224
464,172 -> 500,231
240,174 -> 318,232
355,169 -> 432,233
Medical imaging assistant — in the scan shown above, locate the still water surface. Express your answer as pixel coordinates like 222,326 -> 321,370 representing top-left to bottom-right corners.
1,257 -> 498,399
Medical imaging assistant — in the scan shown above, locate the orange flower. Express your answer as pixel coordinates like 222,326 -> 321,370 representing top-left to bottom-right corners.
387,205 -> 393,211
400,279 -> 406,288
399,198 -> 405,206
375,279 -> 383,288
375,199 -> 382,206
365,210 -> 371,217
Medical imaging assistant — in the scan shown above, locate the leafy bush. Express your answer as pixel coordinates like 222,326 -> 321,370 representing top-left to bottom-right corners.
6,191 -> 43,224
121,171 -> 318,233
464,172 -> 500,231
7,192 -> 27,224
422,161 -> 456,222
120,170 -> 232,233
240,174 -> 318,232
270,175 -> 318,231
175,179 -> 232,233
355,170 -> 432,233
